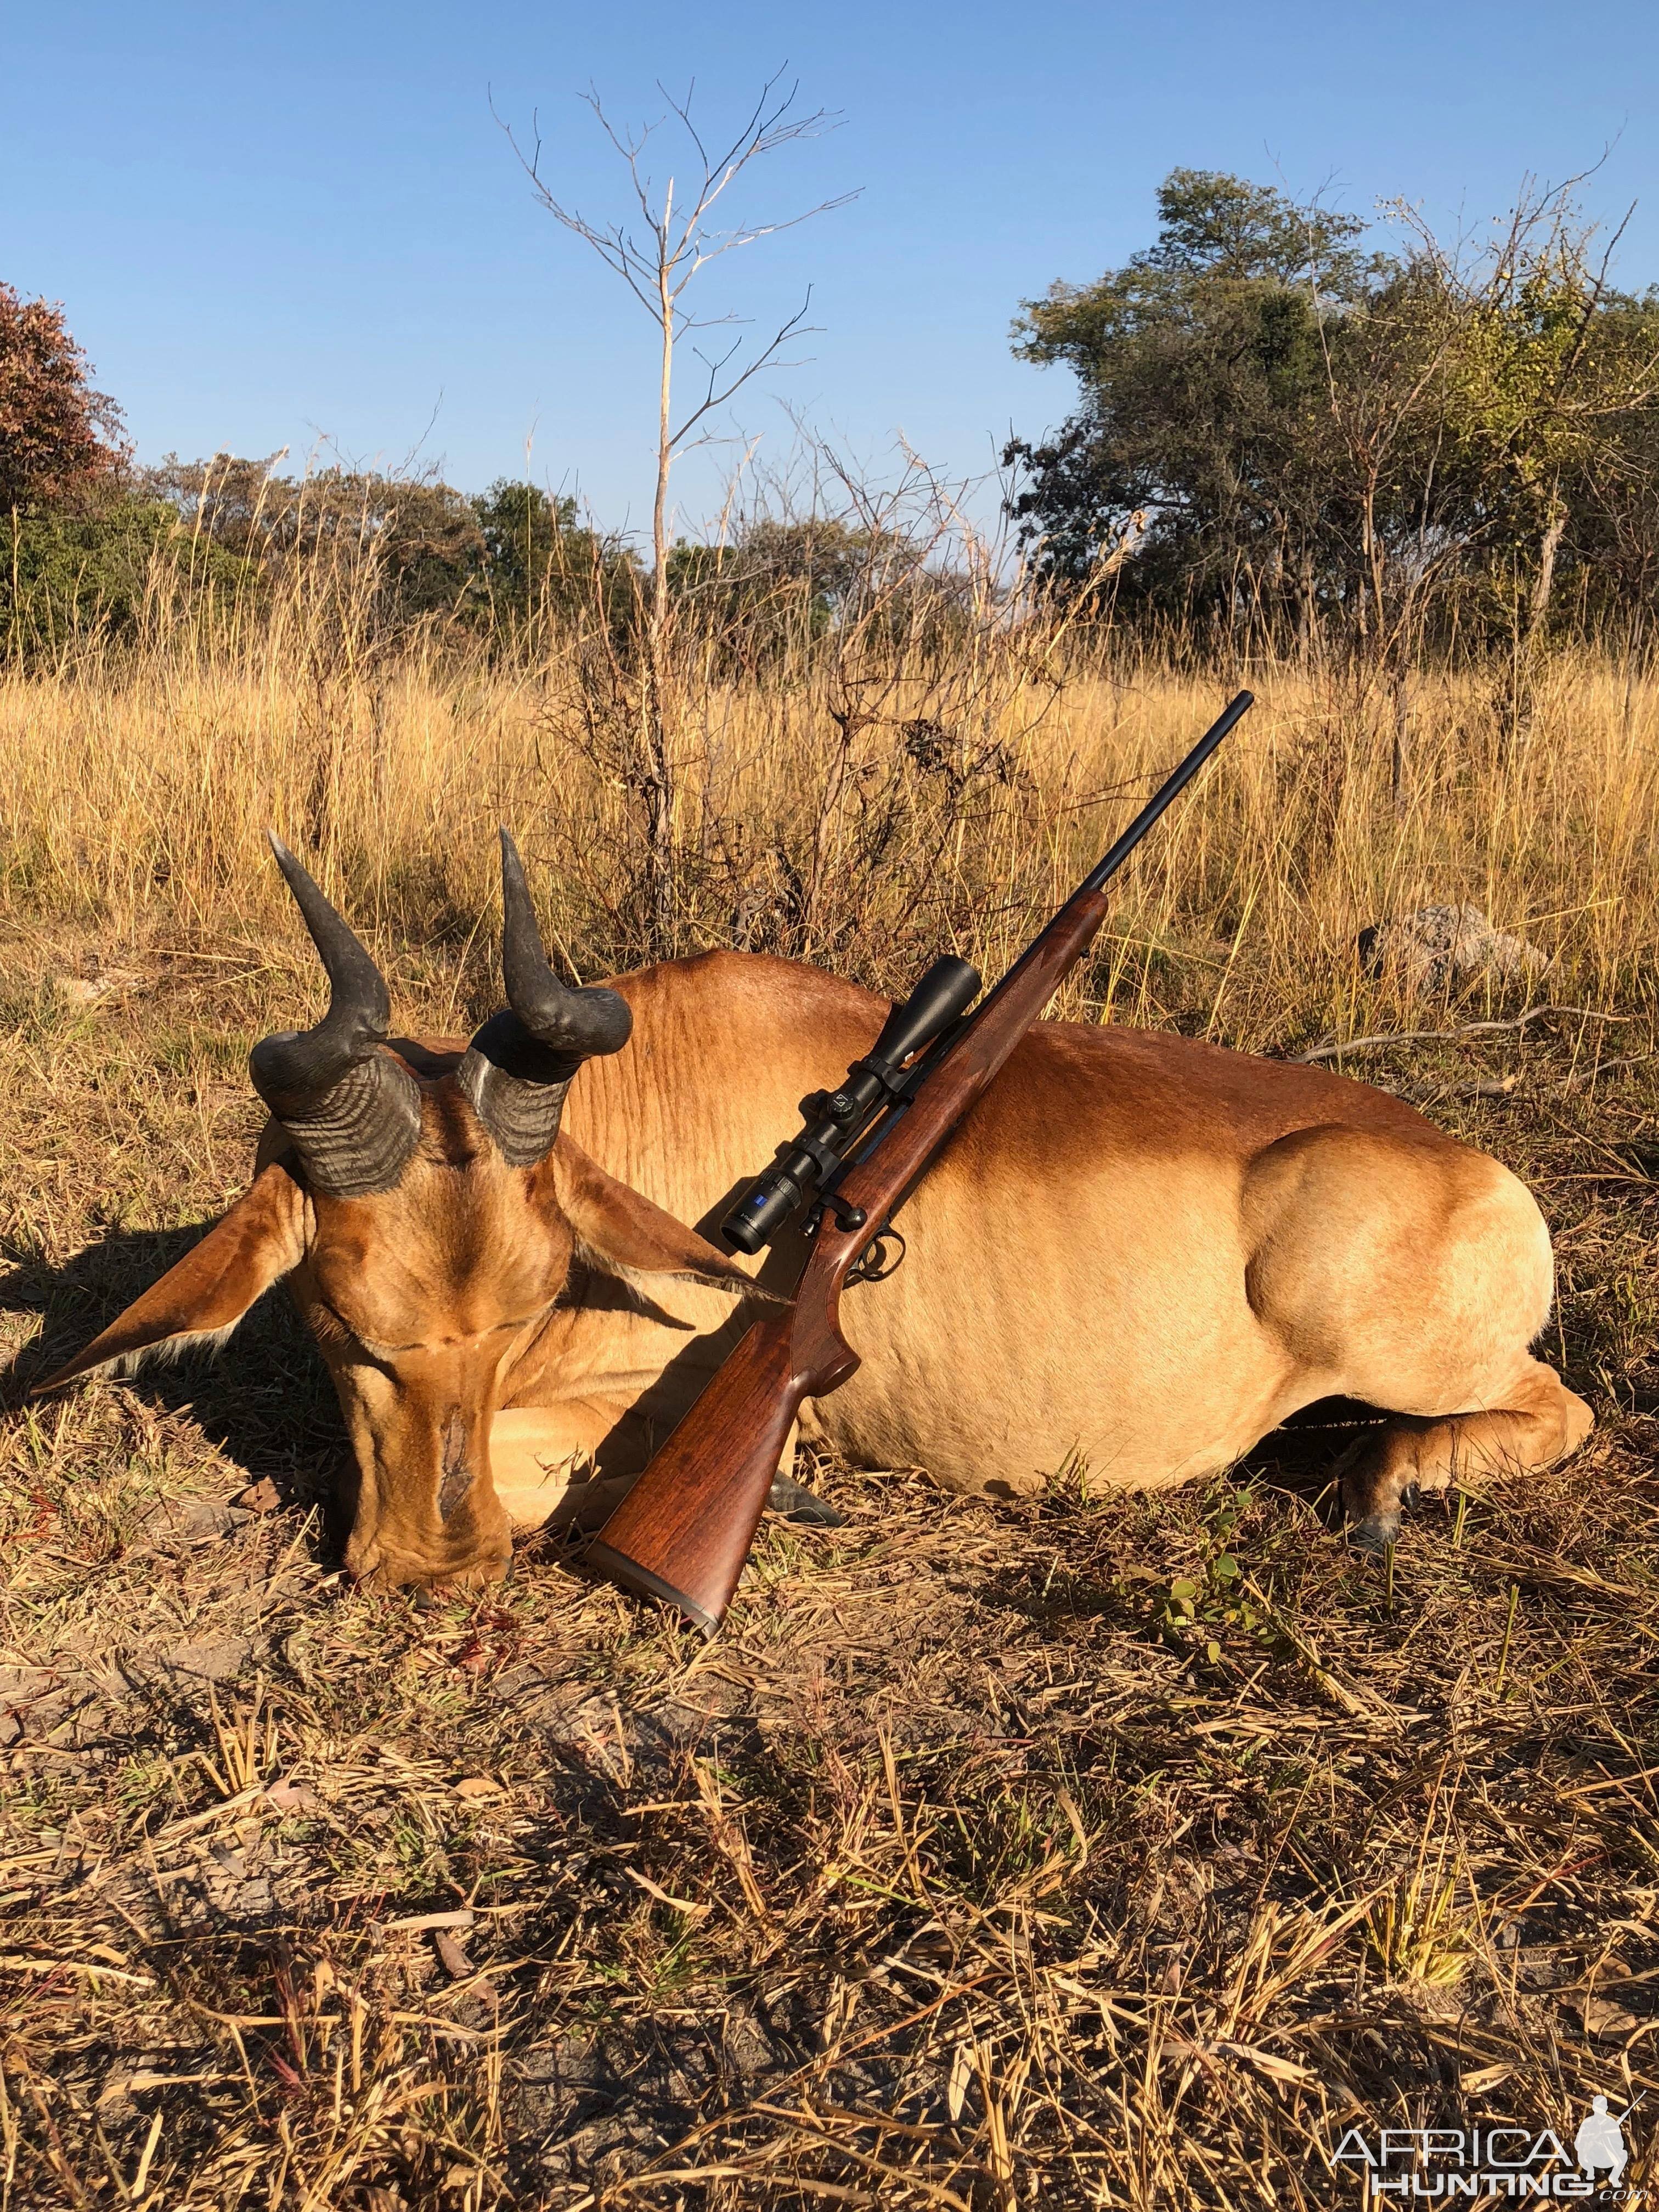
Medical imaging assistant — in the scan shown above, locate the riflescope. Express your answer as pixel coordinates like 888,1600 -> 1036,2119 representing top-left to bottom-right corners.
720,954 -> 981,1253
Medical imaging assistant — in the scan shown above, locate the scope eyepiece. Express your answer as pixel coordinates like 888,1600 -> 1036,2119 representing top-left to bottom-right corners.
723,1170 -> 806,1254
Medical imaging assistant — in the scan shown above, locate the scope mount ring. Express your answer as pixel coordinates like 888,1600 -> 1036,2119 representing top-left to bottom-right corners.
845,1052 -> 910,1108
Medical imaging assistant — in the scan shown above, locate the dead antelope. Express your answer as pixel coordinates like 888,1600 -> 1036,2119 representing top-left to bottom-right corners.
46,833 -> 1592,1587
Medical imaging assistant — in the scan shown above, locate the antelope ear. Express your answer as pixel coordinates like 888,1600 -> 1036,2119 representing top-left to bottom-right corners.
545,1140 -> 774,1300
37,1163 -> 308,1390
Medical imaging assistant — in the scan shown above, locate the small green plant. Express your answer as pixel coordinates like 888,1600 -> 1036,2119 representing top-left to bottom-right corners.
1156,1484 -> 1280,1663
112,1753 -> 179,1819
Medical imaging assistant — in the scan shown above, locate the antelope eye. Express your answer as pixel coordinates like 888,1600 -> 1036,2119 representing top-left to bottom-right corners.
311,1301 -> 413,1359
310,1300 -> 356,1345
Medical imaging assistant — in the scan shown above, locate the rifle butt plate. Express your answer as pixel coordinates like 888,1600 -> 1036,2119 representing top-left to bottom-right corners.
584,1541 -> 721,1641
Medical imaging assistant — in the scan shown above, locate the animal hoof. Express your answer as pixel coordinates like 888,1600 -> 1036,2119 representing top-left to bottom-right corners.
1344,1513 -> 1400,1558
768,1475 -> 846,1527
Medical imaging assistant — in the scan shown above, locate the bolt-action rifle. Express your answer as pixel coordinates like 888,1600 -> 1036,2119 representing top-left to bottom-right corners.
586,691 -> 1255,1635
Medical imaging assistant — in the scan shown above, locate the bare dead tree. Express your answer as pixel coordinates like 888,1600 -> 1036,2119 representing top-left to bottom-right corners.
499,74 -> 855,949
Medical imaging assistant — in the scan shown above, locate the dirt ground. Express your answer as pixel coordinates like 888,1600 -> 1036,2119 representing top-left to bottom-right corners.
0,940 -> 1655,2209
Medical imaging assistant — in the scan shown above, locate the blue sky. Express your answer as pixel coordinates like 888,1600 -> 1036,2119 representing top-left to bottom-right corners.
4,0 -> 1655,539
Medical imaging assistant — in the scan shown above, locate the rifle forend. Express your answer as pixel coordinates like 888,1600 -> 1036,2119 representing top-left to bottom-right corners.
586,689 -> 1255,1637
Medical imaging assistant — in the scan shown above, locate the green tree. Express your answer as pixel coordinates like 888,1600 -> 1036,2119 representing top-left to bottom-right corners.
1006,170 -> 1376,642
1563,290 -> 1659,640
471,478 -> 637,639
1417,202 -> 1659,654
1007,169 -> 1659,677
2,497 -> 180,663
145,456 -> 489,629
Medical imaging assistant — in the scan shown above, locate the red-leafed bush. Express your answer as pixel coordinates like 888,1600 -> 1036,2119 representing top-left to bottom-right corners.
0,282 -> 128,511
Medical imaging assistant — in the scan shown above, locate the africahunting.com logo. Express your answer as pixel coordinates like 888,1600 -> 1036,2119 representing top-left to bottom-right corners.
1334,2097 -> 1638,2198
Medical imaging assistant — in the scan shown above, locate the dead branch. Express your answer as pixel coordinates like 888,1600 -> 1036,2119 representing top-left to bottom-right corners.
1291,1004 -> 1630,1064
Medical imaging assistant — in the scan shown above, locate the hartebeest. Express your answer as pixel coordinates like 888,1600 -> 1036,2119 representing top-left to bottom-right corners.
46,834 -> 1592,1588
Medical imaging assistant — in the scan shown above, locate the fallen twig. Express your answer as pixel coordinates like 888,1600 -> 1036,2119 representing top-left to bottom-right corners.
1240,1576 -> 1405,1722
1291,1004 -> 1629,1065
379,1908 -> 475,1934
1,1954 -> 155,1986
1564,1051 -> 1659,1090
1157,2032 -> 1317,2087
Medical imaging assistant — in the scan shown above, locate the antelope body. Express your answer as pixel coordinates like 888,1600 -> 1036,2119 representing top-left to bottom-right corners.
48,837 -> 1593,1588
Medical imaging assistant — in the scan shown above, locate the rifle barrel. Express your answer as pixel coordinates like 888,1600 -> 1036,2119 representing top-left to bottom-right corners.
861,686 -> 1254,1116
1083,690 -> 1254,893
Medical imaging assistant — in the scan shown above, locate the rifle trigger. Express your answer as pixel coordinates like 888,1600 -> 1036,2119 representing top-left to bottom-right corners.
849,1226 -> 905,1285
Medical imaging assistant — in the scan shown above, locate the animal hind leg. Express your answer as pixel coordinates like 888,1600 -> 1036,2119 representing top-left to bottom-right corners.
1342,1358 -> 1592,1552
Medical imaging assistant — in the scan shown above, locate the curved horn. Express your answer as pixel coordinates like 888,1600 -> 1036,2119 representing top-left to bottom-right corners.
458,830 -> 633,1165
250,834 -> 422,1198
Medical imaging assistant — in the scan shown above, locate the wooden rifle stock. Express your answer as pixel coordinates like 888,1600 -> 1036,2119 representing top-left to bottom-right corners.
586,691 -> 1254,1635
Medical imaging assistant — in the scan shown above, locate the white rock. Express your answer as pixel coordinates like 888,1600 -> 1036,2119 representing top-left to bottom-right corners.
1357,904 -> 1550,991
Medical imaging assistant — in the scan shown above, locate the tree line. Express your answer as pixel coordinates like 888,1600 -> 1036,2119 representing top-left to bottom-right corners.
0,289 -> 941,668
8,157 -> 1659,673
0,308 -> 635,659
1007,167 -> 1659,672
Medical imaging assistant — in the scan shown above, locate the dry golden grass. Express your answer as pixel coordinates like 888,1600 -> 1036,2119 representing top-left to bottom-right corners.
1,629 -> 1656,1042
0,619 -> 1656,2207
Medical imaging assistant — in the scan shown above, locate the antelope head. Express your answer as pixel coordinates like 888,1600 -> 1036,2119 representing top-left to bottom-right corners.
45,833 -> 756,1587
